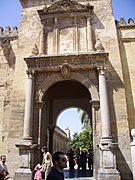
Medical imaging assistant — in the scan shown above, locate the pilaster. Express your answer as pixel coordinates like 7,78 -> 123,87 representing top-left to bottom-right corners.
39,24 -> 45,54
87,16 -> 93,52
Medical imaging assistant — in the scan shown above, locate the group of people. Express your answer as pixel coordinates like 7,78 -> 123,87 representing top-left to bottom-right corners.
0,155 -> 9,180
34,147 -> 93,180
0,147 -> 93,180
34,147 -> 67,180
67,148 -> 93,171
0,150 -> 67,180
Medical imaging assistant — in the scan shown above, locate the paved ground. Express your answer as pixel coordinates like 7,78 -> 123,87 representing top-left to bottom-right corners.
64,169 -> 93,180
64,161 -> 93,180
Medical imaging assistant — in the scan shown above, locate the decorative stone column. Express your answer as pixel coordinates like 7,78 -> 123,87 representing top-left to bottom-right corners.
130,128 -> 135,180
34,101 -> 44,144
22,70 -> 34,142
15,70 -> 36,180
87,16 -> 93,52
97,67 -> 120,180
98,67 -> 112,143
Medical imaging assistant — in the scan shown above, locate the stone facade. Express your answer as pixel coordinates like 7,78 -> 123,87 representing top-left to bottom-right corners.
0,0 -> 135,179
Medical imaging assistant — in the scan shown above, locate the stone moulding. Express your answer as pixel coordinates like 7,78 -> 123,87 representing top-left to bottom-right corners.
39,0 -> 93,14
38,0 -> 93,22
24,52 -> 109,72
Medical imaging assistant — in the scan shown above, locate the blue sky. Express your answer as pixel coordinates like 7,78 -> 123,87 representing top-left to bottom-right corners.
0,0 -> 135,28
0,0 -> 135,137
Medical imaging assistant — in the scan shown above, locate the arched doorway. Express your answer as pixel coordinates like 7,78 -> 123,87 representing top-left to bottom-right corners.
39,80 -> 93,178
40,80 -> 92,151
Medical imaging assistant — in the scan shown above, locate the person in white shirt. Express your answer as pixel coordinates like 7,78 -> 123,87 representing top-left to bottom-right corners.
0,155 -> 9,180
41,146 -> 52,180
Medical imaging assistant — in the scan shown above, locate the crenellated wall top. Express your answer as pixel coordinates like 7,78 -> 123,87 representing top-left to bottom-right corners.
0,26 -> 18,42
116,18 -> 135,42
116,17 -> 135,29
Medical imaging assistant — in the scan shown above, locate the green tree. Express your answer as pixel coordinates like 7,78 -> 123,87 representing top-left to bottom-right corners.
69,127 -> 92,151
77,108 -> 90,128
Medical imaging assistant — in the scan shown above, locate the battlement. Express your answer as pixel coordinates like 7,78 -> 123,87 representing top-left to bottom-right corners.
116,17 -> 135,28
0,26 -> 18,41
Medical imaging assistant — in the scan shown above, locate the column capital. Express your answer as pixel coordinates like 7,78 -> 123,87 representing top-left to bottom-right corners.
90,100 -> 100,110
26,70 -> 35,78
86,16 -> 92,25
35,101 -> 44,109
97,66 -> 106,75
48,125 -> 55,133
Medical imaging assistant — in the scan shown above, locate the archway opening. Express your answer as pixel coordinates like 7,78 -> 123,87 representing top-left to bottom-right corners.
56,107 -> 93,178
57,108 -> 82,139
41,80 -> 93,178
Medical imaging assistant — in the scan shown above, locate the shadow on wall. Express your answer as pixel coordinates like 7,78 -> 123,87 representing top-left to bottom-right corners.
1,38 -> 17,70
116,147 -> 133,180
106,60 -> 133,179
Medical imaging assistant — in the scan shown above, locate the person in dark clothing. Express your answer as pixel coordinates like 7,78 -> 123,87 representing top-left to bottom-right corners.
67,149 -> 75,170
88,151 -> 93,171
46,151 -> 67,180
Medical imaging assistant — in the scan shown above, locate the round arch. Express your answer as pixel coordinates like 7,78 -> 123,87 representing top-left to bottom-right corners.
35,72 -> 99,102
55,104 -> 92,126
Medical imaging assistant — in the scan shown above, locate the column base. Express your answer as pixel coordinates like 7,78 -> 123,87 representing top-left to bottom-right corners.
14,168 -> 33,180
98,168 -> 120,180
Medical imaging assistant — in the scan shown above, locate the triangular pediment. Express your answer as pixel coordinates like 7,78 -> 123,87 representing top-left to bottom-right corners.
43,0 -> 93,14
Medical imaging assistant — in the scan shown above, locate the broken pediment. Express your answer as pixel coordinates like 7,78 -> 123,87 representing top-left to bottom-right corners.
41,0 -> 93,14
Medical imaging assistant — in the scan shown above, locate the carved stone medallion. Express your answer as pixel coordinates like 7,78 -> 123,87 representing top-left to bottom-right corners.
60,63 -> 71,79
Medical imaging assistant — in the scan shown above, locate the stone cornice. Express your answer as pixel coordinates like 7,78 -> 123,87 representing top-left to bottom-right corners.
38,0 -> 93,21
39,0 -> 93,14
121,37 -> 135,42
24,52 -> 108,72
117,25 -> 135,30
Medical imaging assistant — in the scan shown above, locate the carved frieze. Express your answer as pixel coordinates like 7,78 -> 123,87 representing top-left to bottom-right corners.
24,53 -> 108,72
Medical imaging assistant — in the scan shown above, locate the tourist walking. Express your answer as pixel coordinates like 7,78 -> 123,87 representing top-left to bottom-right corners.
46,151 -> 67,180
41,146 -> 52,180
0,155 -> 10,180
